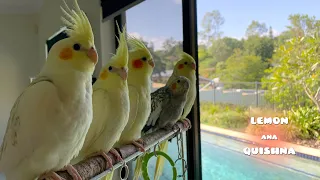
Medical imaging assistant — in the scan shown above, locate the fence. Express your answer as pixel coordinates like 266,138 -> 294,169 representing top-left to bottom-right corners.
199,81 -> 274,108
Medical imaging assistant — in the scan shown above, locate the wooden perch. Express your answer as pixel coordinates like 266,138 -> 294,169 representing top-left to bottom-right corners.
55,121 -> 189,180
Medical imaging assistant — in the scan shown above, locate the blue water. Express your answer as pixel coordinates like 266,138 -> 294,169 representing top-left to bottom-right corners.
155,132 -> 320,180
201,141 -> 317,180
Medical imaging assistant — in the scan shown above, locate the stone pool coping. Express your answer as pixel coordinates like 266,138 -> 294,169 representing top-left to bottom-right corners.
200,124 -> 320,162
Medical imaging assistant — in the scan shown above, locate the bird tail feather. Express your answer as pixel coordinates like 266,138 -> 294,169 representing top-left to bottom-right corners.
154,140 -> 169,180
103,169 -> 114,180
133,156 -> 144,180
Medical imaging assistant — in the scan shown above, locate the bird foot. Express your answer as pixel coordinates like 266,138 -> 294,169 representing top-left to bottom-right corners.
61,164 -> 82,180
89,150 -> 113,169
109,148 -> 123,162
172,124 -> 182,132
182,118 -> 192,129
38,171 -> 65,180
132,139 -> 145,152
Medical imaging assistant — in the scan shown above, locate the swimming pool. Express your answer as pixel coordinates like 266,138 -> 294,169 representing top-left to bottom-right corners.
147,131 -> 320,180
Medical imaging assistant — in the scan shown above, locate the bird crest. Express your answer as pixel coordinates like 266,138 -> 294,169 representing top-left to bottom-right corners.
127,33 -> 152,58
111,22 -> 128,67
180,52 -> 195,63
60,0 -> 94,44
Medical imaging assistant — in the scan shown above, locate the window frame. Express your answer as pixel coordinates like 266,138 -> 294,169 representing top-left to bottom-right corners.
102,0 -> 202,179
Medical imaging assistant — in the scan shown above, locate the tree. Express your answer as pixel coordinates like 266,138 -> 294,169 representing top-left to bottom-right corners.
216,49 -> 268,83
262,35 -> 320,110
287,14 -> 320,37
161,38 -> 183,70
199,10 -> 225,45
269,26 -> 274,39
245,20 -> 268,37
243,36 -> 274,63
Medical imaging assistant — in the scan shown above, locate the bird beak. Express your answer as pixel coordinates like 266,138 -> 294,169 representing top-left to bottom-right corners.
190,63 -> 196,70
87,47 -> 98,65
118,67 -> 128,80
148,60 -> 155,68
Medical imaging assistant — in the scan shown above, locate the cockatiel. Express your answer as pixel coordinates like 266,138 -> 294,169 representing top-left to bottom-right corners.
133,76 -> 190,180
103,35 -> 154,180
71,25 -> 129,167
0,1 -> 98,180
153,52 -> 196,180
143,76 -> 190,133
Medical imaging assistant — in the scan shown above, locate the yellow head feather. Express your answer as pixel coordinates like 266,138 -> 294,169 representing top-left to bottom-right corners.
111,22 -> 128,67
180,52 -> 195,64
127,34 -> 152,59
60,0 -> 94,45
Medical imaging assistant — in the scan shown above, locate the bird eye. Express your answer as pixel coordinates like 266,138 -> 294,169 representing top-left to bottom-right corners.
108,66 -> 113,71
184,62 -> 188,65
177,80 -> 181,83
142,57 -> 147,61
73,43 -> 81,51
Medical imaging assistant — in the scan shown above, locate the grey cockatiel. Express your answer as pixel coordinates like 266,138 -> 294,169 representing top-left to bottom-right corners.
142,76 -> 190,133
133,76 -> 190,180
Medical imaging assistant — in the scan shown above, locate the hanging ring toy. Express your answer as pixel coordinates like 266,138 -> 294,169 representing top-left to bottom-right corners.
142,151 -> 177,180
174,158 -> 188,178
153,143 -> 160,157
119,159 -> 129,180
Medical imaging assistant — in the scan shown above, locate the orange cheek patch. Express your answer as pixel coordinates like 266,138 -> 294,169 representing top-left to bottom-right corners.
133,59 -> 143,69
171,83 -> 177,90
100,70 -> 108,80
178,64 -> 184,69
59,48 -> 73,60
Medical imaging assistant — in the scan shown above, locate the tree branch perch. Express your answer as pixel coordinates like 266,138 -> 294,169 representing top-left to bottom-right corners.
55,121 -> 189,180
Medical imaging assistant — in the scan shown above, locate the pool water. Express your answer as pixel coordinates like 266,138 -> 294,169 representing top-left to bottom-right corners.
149,131 -> 320,180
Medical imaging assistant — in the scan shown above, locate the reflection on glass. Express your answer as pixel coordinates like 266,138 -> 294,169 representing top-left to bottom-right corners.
127,0 -> 186,179
197,0 -> 320,179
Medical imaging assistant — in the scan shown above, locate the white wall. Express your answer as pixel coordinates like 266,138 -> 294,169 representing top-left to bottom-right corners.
0,0 -> 116,145
0,14 -> 39,142
38,0 -> 107,77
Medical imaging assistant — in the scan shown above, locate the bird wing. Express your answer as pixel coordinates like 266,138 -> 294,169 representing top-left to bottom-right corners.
81,88 -> 110,152
0,77 -> 62,172
125,85 -> 140,131
142,87 -> 170,133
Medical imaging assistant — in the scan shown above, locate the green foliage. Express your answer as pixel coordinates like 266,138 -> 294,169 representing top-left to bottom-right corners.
246,20 -> 268,37
244,35 -> 274,62
262,35 -> 320,110
200,102 -> 248,130
216,49 -> 268,82
287,14 -> 320,37
288,106 -> 320,140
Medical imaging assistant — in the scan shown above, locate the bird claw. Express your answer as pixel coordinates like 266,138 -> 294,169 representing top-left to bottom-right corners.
38,171 -> 65,180
89,150 -> 113,169
109,148 -> 123,162
132,139 -> 145,152
172,124 -> 182,132
61,164 -> 82,180
182,118 -> 192,129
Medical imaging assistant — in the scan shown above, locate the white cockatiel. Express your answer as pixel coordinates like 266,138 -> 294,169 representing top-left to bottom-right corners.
0,0 -> 98,180
72,26 -> 130,166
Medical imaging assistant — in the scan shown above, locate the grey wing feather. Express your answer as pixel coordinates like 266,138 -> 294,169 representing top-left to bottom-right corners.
143,87 -> 171,132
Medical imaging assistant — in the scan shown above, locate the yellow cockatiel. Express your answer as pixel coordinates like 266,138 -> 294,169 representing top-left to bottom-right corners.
104,35 -> 155,180
71,26 -> 129,168
0,0 -> 98,180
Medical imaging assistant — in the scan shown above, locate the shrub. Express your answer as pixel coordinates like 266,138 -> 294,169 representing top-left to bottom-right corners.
288,106 -> 320,140
200,102 -> 248,130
